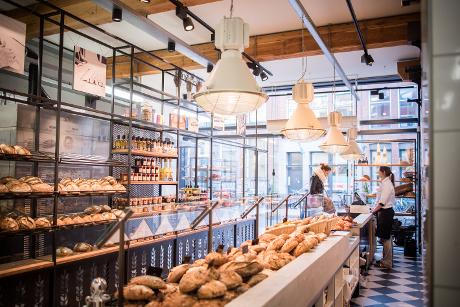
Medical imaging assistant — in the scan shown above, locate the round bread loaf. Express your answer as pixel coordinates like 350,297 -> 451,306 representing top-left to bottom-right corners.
129,275 -> 165,289
247,273 -> 268,287
167,263 -> 190,283
218,270 -> 242,290
123,284 -> 154,301
35,217 -> 51,228
0,184 -> 8,193
179,266 -> 211,293
0,217 -> 19,231
0,144 -> 15,154
205,252 -> 228,267
17,216 -> 36,229
73,242 -> 93,252
197,280 -> 227,299
56,246 -> 73,257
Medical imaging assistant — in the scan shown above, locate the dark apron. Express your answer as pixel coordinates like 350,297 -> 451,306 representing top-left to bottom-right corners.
376,207 -> 395,240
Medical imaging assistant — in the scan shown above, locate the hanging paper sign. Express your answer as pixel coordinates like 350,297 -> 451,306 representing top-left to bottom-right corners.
213,115 -> 225,131
0,14 -> 26,74
73,46 -> 107,97
237,114 -> 246,136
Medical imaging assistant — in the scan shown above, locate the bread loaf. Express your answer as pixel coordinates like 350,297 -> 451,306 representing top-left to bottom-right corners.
17,216 -> 36,229
130,275 -> 165,289
179,267 -> 211,293
167,264 -> 189,283
218,271 -> 242,290
0,217 -> 19,231
197,280 -> 227,299
123,284 -> 155,301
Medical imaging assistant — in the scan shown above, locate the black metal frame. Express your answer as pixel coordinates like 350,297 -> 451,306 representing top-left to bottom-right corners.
0,1 -> 268,306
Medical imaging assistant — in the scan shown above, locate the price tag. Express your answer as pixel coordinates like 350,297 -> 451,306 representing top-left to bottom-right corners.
147,266 -> 163,277
242,245 -> 249,254
216,244 -> 224,253
182,255 -> 191,264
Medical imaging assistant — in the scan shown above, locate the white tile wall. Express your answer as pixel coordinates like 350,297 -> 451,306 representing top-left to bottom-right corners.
433,286 -> 460,307
433,208 -> 460,287
432,0 -> 460,56
432,55 -> 460,131
433,131 -> 460,208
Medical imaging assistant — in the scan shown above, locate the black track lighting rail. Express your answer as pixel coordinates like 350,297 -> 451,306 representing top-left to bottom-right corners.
168,0 -> 273,79
345,0 -> 374,66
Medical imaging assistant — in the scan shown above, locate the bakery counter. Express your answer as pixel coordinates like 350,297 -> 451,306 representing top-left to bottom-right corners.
351,213 -> 376,270
227,235 -> 360,307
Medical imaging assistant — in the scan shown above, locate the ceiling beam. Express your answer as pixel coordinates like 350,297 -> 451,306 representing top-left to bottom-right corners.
3,0 -> 221,39
107,13 -> 420,79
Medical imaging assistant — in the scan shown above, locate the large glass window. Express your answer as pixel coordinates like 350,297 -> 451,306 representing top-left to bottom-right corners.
310,94 -> 329,118
334,92 -> 354,116
369,89 -> 391,119
399,88 -> 418,127
287,152 -> 303,193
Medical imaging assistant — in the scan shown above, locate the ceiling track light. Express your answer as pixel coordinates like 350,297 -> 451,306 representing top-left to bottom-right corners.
260,71 -> 268,81
176,5 -> 195,31
168,40 -> 176,52
112,6 -> 122,22
361,52 -> 374,66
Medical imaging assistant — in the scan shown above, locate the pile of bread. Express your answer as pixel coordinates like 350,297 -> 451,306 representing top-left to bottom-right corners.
0,206 -> 125,232
0,144 -> 31,155
0,215 -> 52,231
0,176 -> 53,194
58,176 -> 126,193
56,205 -> 125,226
331,216 -> 354,231
121,216 -> 329,307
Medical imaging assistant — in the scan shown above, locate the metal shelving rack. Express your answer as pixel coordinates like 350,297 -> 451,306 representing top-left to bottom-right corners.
0,1 -> 268,306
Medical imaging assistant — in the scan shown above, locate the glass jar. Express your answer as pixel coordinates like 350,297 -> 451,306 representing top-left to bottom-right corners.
142,104 -> 153,122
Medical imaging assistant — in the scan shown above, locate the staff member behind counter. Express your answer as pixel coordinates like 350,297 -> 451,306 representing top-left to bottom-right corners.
372,166 -> 396,269
310,163 -> 335,213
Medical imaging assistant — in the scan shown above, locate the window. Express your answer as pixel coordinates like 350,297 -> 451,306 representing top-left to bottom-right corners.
369,89 -> 391,128
399,88 -> 418,127
334,92 -> 354,116
309,152 -> 349,196
310,94 -> 329,118
287,98 -> 296,118
287,152 -> 303,193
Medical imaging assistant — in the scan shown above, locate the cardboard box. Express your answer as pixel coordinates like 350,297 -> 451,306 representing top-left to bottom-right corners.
179,115 -> 186,130
188,117 -> 198,132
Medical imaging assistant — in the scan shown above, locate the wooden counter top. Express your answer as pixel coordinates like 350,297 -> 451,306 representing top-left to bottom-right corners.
227,235 -> 359,307
352,213 -> 374,229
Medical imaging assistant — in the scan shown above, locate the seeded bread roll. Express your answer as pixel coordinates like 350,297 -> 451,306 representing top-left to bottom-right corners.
197,280 -> 227,299
218,270 -> 242,290
17,216 -> 36,229
129,275 -> 165,289
0,217 -> 19,231
179,266 -> 211,293
167,264 -> 190,283
123,284 -> 154,301
221,261 -> 263,278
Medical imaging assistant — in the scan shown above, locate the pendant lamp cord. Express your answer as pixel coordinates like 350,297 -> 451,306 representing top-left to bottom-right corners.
298,18 -> 308,82
229,0 -> 234,18
332,63 -> 336,111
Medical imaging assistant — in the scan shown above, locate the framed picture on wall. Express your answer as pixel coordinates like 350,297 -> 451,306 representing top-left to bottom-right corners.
0,13 -> 26,75
73,46 -> 107,97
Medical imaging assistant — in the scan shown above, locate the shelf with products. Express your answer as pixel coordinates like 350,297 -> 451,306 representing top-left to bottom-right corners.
355,163 -> 414,167
120,181 -> 177,185
112,149 -> 177,158
0,257 -> 53,279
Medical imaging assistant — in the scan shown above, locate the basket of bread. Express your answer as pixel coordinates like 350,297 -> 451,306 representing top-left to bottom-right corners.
58,176 -> 126,195
331,216 -> 354,231
0,176 -> 53,196
118,215 -> 332,306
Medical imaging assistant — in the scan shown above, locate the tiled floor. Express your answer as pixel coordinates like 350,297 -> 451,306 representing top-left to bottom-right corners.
351,246 -> 425,307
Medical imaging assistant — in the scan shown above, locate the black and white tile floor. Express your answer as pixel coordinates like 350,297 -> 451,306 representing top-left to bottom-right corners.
351,246 -> 425,307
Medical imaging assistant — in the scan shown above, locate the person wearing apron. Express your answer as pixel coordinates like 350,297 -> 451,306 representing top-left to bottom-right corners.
310,163 -> 335,214
372,166 -> 396,269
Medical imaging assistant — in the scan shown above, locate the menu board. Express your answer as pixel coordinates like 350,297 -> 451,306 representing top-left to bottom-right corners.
0,14 -> 26,74
73,46 -> 107,97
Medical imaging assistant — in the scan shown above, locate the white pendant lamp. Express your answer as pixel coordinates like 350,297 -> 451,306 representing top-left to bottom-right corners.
340,128 -> 363,160
281,80 -> 325,142
193,17 -> 268,115
319,111 -> 348,154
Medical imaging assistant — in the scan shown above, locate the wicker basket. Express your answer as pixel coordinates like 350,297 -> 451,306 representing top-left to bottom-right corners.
306,220 -> 328,234
328,217 -> 341,231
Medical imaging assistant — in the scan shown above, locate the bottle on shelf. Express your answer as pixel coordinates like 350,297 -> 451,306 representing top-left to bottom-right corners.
131,135 -> 136,150
121,135 -> 127,149
114,135 -> 121,149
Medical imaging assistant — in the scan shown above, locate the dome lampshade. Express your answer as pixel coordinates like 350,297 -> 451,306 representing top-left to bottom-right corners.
281,80 -> 325,142
340,128 -> 363,160
319,111 -> 348,154
193,17 -> 268,115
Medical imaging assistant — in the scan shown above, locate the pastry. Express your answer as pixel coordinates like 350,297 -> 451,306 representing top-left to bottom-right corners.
72,215 -> 85,224
62,216 -> 73,225
56,246 -> 73,257
91,183 -> 102,191
90,213 -> 103,222
73,242 -> 93,252
197,280 -> 227,299
293,233 -> 305,243
104,176 -> 117,185
113,183 -> 126,192
123,284 -> 155,301
112,209 -> 125,218
293,241 -> 311,257
179,266 -> 211,293
266,252 -> 294,270
81,215 -> 92,223
0,217 -> 19,231
17,216 -> 36,229
247,273 -> 268,287
129,275 -> 165,289
0,176 -> 16,184
35,217 -> 51,228
167,264 -> 190,283
218,271 -> 242,290
78,182 -> 91,192
13,145 -> 31,155
250,244 -> 266,253
101,205 -> 111,212
145,301 -> 162,307
101,212 -> 116,220
205,252 -> 228,267
0,144 -> 15,154
317,233 -> 328,241
267,237 -> 285,251
280,238 -> 299,253
84,205 -> 102,214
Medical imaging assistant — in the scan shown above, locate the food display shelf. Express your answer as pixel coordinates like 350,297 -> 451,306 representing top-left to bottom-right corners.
112,149 -> 177,159
56,246 -> 119,265
355,163 -> 414,167
0,152 -> 55,163
0,257 -> 53,279
120,181 -> 177,185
